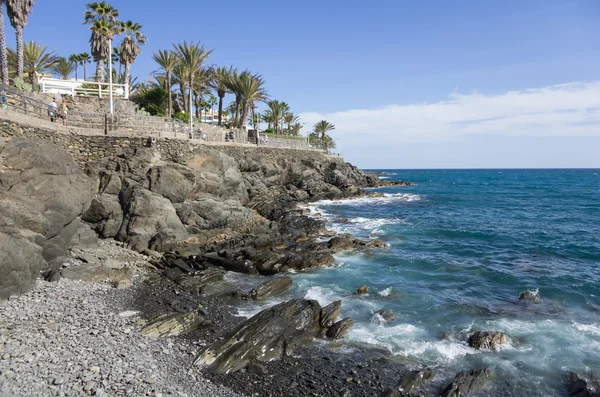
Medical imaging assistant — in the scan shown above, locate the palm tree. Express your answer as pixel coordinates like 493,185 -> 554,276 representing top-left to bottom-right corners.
290,122 -> 303,136
119,20 -> 145,88
266,100 -> 288,134
6,0 -> 35,79
237,71 -> 268,129
0,0 -> 8,84
84,1 -> 119,82
192,67 -> 212,120
68,54 -> 80,79
79,52 -> 91,80
152,49 -> 178,118
174,41 -> 212,115
51,57 -> 74,79
283,112 -> 300,134
313,120 -> 336,151
209,65 -> 234,126
8,41 -> 58,84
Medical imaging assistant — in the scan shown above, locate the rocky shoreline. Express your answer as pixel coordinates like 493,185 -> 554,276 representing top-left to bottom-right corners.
2,136 -> 597,397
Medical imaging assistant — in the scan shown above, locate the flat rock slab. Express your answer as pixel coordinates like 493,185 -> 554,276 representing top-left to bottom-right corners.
248,276 -> 293,300
442,368 -> 491,397
140,311 -> 210,338
60,264 -> 131,288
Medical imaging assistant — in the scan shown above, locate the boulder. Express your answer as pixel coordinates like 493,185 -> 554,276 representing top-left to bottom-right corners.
320,300 -> 342,328
70,221 -> 99,249
82,195 -> 123,238
247,276 -> 293,300
194,299 -> 323,374
146,164 -> 196,203
382,368 -> 434,397
568,372 -> 600,397
376,309 -> 398,322
116,182 -> 188,250
0,138 -> 94,298
467,331 -> 507,350
354,285 -> 369,295
366,239 -> 388,248
441,368 -> 491,397
140,311 -> 210,338
326,317 -> 353,339
519,290 -> 541,303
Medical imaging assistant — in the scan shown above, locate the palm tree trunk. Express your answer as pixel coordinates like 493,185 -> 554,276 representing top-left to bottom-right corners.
15,25 -> 23,78
96,59 -> 105,82
0,2 -> 8,85
124,62 -> 130,87
217,93 -> 223,126
83,62 -> 87,80
74,65 -> 78,80
167,73 -> 172,118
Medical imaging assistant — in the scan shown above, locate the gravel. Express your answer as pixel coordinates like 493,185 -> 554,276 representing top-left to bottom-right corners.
0,277 -> 242,397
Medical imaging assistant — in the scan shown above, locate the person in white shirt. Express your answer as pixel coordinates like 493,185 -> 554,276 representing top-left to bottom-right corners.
47,97 -> 58,122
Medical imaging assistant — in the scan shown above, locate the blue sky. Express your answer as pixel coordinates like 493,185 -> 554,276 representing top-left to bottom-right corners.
5,0 -> 600,168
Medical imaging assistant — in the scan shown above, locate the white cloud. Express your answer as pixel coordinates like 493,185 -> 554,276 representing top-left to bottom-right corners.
299,81 -> 600,144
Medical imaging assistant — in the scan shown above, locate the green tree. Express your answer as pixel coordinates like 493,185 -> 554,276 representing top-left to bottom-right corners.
237,71 -> 268,129
51,57 -> 74,79
84,1 -> 119,82
68,54 -> 80,79
131,86 -> 166,116
152,49 -> 178,118
6,0 -> 35,79
174,41 -> 212,115
283,112 -> 299,134
313,120 -> 336,151
78,52 -> 91,80
8,41 -> 58,84
119,20 -> 145,87
265,100 -> 289,134
209,65 -> 234,126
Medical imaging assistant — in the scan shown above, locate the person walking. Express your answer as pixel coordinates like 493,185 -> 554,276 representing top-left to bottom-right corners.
58,100 -> 68,125
47,98 -> 58,122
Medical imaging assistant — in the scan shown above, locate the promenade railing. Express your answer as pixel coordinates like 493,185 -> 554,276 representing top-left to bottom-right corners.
39,77 -> 129,99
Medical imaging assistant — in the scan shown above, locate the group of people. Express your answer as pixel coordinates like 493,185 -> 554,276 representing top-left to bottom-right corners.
47,97 -> 68,125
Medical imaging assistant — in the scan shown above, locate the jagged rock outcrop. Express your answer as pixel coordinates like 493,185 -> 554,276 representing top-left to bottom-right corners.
0,138 -> 95,298
326,317 -> 354,339
194,299 -> 324,374
442,368 -> 491,397
246,276 -> 293,300
140,311 -> 210,338
568,372 -> 600,397
382,368 -> 434,397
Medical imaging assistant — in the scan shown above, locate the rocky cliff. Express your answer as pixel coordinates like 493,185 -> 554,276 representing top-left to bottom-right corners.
0,136 -> 386,299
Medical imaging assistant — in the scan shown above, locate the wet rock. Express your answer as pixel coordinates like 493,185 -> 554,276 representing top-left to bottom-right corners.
354,285 -> 369,295
140,311 -> 210,338
247,276 -> 293,300
320,300 -> 342,328
194,299 -> 323,374
376,309 -> 397,322
441,368 -> 491,397
382,368 -> 434,397
568,372 -> 600,397
247,362 -> 268,375
519,289 -> 541,303
468,331 -> 507,350
328,235 -> 358,252
326,318 -> 353,339
366,239 -> 388,248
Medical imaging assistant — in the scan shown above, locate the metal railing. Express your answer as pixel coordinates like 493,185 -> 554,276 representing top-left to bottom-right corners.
39,77 -> 129,99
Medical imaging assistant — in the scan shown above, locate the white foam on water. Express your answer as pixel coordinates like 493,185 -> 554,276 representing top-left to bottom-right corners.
304,286 -> 339,307
573,322 -> 600,336
314,193 -> 422,207
378,287 -> 393,297
379,176 -> 390,179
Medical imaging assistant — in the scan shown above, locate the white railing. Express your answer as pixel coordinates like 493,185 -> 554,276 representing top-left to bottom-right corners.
38,77 -> 129,99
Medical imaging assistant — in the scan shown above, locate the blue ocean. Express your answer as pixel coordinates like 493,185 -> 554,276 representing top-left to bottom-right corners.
233,169 -> 600,396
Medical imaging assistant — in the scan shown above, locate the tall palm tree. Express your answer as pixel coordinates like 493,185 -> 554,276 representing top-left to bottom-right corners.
0,0 -> 8,84
119,20 -> 145,88
51,57 -> 74,79
174,41 -> 212,115
192,67 -> 212,120
237,71 -> 268,129
313,120 -> 336,151
209,65 -> 234,126
6,0 -> 35,79
266,100 -> 288,134
224,69 -> 243,126
283,112 -> 300,134
8,41 -> 58,84
152,49 -> 178,118
79,52 -> 91,80
84,1 -> 119,82
68,54 -> 80,79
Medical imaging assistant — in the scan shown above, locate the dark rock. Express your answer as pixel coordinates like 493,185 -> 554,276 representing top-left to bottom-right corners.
382,368 -> 434,397
441,368 -> 491,397
568,372 -> 600,397
328,234 -> 358,252
247,276 -> 293,300
70,221 -> 99,249
140,311 -> 210,338
320,300 -> 342,328
194,299 -> 323,374
519,290 -> 541,303
247,362 -> 268,375
366,239 -> 388,248
376,309 -> 397,322
354,285 -> 368,295
326,318 -> 353,339
467,331 -> 508,350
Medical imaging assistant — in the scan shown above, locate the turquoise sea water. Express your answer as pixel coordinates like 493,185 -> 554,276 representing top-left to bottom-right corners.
234,169 -> 600,396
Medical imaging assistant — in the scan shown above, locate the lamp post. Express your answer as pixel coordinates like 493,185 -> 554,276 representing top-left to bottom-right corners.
189,86 -> 193,137
108,39 -> 114,114
252,104 -> 258,145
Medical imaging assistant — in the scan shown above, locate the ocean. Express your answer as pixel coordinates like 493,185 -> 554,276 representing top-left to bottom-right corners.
233,169 -> 600,396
